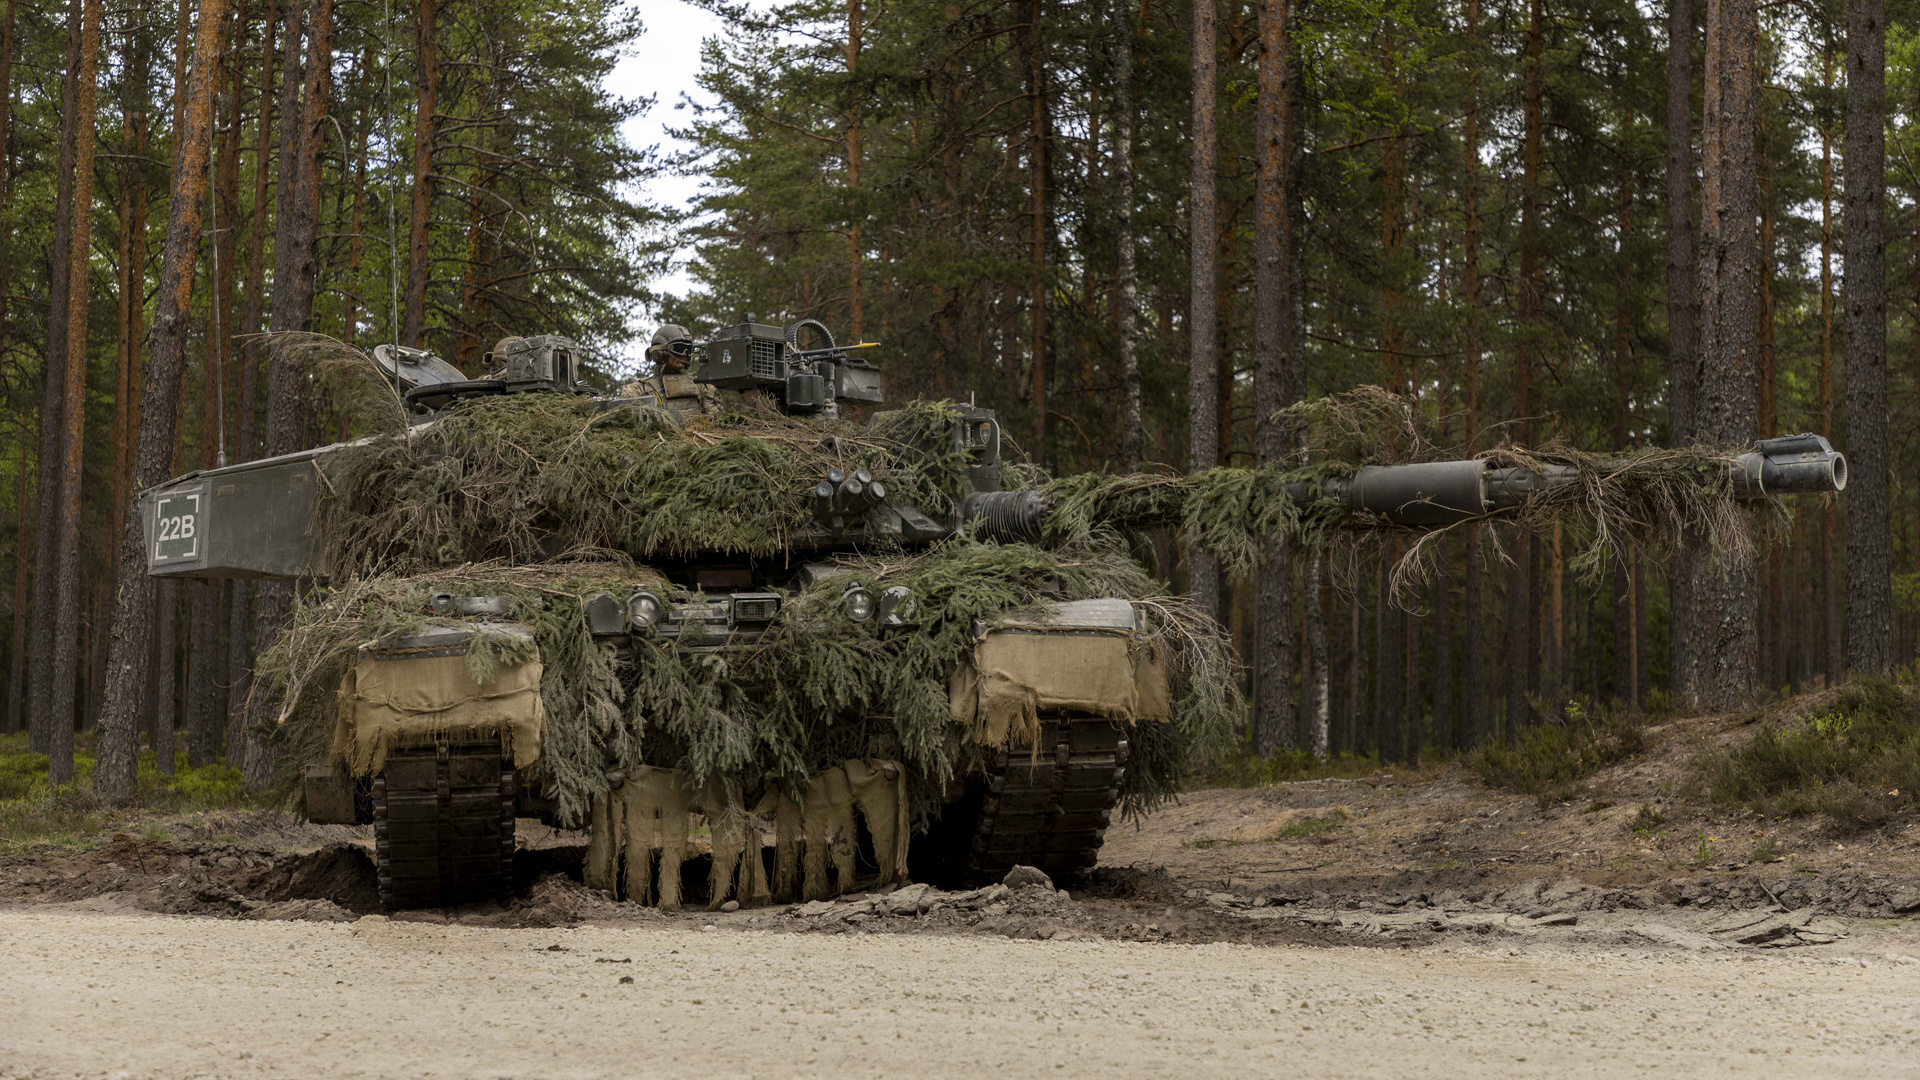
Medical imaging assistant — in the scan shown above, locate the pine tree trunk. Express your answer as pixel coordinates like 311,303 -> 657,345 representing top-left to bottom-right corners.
246,0 -> 330,789
402,0 -> 437,346
1113,0 -> 1140,470
1843,0 -> 1892,675
92,0 -> 230,800
1759,132 -> 1781,689
1665,0 -> 1697,701
47,0 -> 104,783
1026,0 -> 1047,457
1187,0 -> 1220,629
1433,537 -> 1454,750
1251,0 -> 1295,757
152,581 -> 177,769
1816,45 -> 1842,689
6,454 -> 27,734
1306,553 -> 1329,760
1461,0 -> 1486,746
28,0 -> 84,757
845,0 -> 864,342
1685,0 -> 1760,706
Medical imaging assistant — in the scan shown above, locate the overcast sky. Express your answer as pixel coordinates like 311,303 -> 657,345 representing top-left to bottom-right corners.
608,0 -> 728,303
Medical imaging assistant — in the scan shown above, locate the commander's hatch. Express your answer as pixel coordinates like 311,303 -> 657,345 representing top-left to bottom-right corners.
372,344 -> 467,390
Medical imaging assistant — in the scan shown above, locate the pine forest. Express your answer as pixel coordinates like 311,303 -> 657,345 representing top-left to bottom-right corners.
0,0 -> 1914,785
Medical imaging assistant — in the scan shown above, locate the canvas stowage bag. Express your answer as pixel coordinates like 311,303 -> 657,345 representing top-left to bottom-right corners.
948,629 -> 1172,748
330,651 -> 546,775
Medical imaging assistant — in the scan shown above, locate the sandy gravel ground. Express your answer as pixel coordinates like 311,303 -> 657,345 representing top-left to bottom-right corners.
3,909 -> 1918,1080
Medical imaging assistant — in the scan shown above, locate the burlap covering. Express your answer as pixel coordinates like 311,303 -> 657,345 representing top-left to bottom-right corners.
584,759 -> 909,911
948,629 -> 1172,747
330,652 -> 546,775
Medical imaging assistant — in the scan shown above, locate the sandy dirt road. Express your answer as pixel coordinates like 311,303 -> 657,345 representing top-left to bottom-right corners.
3,909 -> 1917,1080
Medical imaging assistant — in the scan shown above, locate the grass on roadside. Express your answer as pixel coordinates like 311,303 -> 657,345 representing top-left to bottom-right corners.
0,731 -> 253,854
1190,808 -> 1350,849
1707,677 -> 1920,828
1473,697 -> 1648,803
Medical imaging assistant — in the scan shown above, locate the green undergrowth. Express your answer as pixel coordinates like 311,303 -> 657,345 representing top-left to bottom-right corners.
1708,677 -> 1920,828
261,542 -> 1241,830
0,732 -> 250,854
1474,698 -> 1649,803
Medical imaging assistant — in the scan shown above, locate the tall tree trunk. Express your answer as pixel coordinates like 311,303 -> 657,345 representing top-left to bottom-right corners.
29,0 -> 84,756
1509,0 -> 1544,728
401,0 -> 437,347
6,454 -> 28,733
1818,40 -> 1841,687
1844,0 -> 1892,675
1188,0 -> 1220,629
92,0 -> 230,800
1251,0 -> 1295,757
48,0 -> 105,783
0,0 -> 18,732
1306,553 -> 1329,760
189,0 -> 243,766
245,0 -> 330,789
1613,108 -> 1637,702
1461,0 -> 1486,745
845,0 -> 863,342
1686,0 -> 1760,705
1113,0 -> 1140,470
1027,0 -> 1047,457
1432,535 -> 1455,749
1664,0 -> 1697,701
1758,128 -> 1781,689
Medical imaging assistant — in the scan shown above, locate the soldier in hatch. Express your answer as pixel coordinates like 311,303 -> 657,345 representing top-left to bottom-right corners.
620,324 -> 724,419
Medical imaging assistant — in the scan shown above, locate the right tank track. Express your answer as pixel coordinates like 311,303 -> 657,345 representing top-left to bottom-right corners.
373,741 -> 516,910
962,713 -> 1129,884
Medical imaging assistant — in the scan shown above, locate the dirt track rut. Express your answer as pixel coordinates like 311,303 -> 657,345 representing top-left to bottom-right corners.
4,908 -> 1919,1079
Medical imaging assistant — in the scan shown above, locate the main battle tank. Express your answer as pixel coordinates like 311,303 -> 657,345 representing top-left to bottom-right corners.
138,324 -> 1846,911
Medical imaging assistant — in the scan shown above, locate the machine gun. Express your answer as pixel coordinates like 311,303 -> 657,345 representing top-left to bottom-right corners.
694,318 -> 883,419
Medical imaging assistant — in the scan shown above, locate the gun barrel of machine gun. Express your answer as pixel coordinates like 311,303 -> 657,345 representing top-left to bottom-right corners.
963,434 -> 1846,541
790,341 -> 880,361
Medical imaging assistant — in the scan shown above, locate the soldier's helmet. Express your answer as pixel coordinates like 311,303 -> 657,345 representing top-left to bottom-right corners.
647,324 -> 694,370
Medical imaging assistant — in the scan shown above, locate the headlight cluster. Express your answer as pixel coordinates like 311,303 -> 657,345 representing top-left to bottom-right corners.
843,583 -> 917,627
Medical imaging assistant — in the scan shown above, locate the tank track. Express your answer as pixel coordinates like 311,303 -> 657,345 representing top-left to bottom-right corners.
964,713 -> 1128,884
372,741 -> 516,911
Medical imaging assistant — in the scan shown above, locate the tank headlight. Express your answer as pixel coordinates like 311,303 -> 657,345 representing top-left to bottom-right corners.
628,591 -> 663,630
843,585 -> 876,622
878,586 -> 917,627
583,593 -> 627,636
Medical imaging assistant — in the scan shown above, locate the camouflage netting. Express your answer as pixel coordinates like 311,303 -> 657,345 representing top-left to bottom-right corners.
313,392 -> 1007,576
266,383 -> 1774,842
263,545 -> 1238,830
1036,387 -> 1774,602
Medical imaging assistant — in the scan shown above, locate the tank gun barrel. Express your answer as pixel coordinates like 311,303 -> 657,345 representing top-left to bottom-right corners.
968,434 -> 1847,541
1309,433 -> 1845,526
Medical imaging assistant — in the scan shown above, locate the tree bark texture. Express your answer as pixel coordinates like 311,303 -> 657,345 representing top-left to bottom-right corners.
29,0 -> 84,756
1251,0 -> 1295,756
47,0 -> 104,784
1664,0 -> 1697,702
1187,0 -> 1221,630
92,0 -> 230,800
247,0 -> 330,788
1113,0 -> 1141,471
1685,0 -> 1760,705
1843,0 -> 1892,675
402,0 -> 438,347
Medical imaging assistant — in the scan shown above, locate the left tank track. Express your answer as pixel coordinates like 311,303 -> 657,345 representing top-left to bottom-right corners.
373,742 -> 516,910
